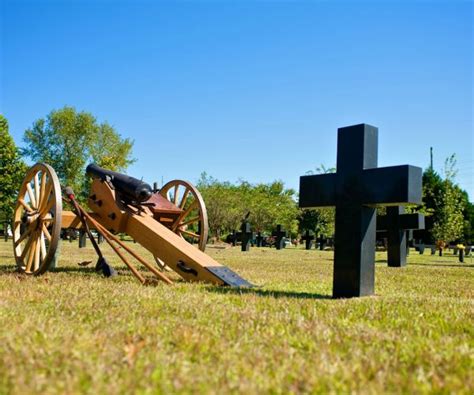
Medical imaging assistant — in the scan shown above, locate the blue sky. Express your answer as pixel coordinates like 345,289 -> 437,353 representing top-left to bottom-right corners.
1,0 -> 473,200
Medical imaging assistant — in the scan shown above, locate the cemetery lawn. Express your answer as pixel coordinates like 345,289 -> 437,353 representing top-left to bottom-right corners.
0,242 -> 473,394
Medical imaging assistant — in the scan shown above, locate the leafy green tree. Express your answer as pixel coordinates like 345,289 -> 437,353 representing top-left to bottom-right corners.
249,181 -> 299,235
89,123 -> 134,171
461,194 -> 474,243
197,173 -> 299,238
305,163 -> 336,175
299,164 -> 336,237
298,208 -> 334,237
0,115 -> 27,225
431,155 -> 464,245
22,106 -> 134,199
421,166 -> 443,216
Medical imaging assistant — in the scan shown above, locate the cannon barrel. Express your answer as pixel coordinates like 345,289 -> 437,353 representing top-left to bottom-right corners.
86,163 -> 153,203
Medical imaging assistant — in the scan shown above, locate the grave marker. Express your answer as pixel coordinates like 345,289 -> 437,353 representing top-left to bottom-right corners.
256,232 -> 264,247
272,225 -> 286,250
302,230 -> 315,250
230,230 -> 238,246
299,124 -> 422,298
316,235 -> 327,250
376,206 -> 425,267
241,221 -> 252,252
79,230 -> 87,248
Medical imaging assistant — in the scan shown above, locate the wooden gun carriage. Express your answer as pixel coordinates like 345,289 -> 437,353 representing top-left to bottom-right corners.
12,163 -> 251,287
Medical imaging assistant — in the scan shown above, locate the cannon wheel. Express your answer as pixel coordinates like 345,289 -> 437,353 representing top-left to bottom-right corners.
154,180 -> 209,270
13,163 -> 62,275
159,180 -> 209,250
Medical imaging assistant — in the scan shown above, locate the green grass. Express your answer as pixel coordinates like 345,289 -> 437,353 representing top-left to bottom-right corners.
0,240 -> 473,394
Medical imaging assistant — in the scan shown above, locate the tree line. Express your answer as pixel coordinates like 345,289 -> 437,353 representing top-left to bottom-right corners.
1,106 -> 472,245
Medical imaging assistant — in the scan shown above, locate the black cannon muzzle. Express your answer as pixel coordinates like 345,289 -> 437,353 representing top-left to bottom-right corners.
86,163 -> 153,203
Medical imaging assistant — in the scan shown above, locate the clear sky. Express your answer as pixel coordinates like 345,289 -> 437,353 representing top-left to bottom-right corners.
1,0 -> 473,201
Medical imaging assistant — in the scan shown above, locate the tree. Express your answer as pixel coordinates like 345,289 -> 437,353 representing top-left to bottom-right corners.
22,106 -> 134,199
249,181 -> 299,235
0,115 -> 27,225
197,174 -> 244,238
298,208 -> 334,237
305,163 -> 336,175
461,195 -> 474,243
196,173 -> 299,238
299,164 -> 336,237
431,155 -> 464,245
89,123 -> 134,171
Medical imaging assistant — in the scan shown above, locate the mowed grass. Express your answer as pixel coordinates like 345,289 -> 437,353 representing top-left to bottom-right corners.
0,240 -> 473,394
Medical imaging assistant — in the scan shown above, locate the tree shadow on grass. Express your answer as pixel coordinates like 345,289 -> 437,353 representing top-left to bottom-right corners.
207,286 -> 332,300
50,266 -> 101,274
0,263 -> 17,273
408,263 -> 474,269
374,259 -> 473,268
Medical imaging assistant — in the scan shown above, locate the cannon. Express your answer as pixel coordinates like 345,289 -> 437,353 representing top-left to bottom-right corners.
85,163 -> 153,203
11,163 -> 251,286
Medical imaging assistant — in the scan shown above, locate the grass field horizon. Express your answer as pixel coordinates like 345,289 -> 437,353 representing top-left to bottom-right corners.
0,241 -> 473,394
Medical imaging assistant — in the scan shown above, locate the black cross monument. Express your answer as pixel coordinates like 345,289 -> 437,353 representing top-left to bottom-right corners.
299,124 -> 422,298
301,230 -> 315,250
240,221 -> 253,252
376,206 -> 425,267
272,225 -> 287,250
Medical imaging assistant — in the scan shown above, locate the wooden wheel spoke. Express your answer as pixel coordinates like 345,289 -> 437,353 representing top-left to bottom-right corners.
14,220 -> 22,232
26,183 -> 37,209
180,229 -> 200,239
40,196 -> 55,216
19,198 -> 33,213
173,185 -> 179,205
34,173 -> 40,206
39,172 -> 47,202
42,224 -> 52,241
40,232 -> 47,262
20,232 -> 36,261
172,200 -> 198,231
39,182 -> 53,213
14,228 -> 32,247
33,238 -> 41,271
179,216 -> 200,228
25,237 -> 37,272
179,188 -> 190,209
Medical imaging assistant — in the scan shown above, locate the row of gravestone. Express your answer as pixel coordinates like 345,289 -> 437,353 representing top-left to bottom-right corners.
228,224 -> 290,251
228,225 -> 335,251
230,205 -> 426,269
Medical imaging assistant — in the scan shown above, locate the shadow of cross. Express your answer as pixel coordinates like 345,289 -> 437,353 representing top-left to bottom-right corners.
377,206 -> 425,267
299,124 -> 422,298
